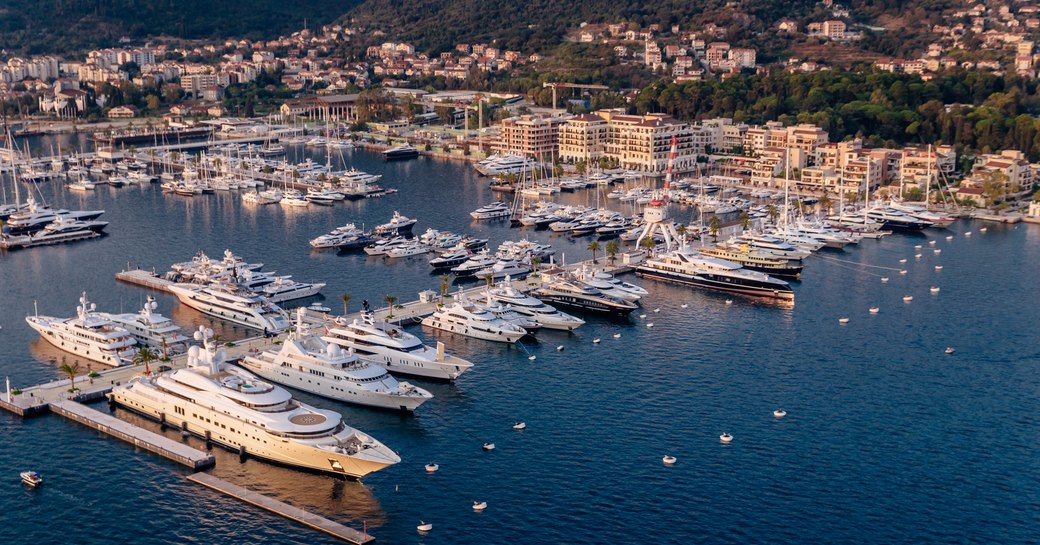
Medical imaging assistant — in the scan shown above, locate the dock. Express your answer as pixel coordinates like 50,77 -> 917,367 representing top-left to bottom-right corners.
116,268 -> 175,292
187,472 -> 374,544
50,400 -> 215,470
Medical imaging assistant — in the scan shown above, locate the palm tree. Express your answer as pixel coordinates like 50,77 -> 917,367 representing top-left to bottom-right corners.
59,361 -> 81,393
766,204 -> 780,224
818,194 -> 832,214
639,236 -> 656,256
385,294 -> 397,319
587,240 -> 601,264
708,215 -> 721,242
482,273 -> 494,290
531,257 -> 541,274
340,293 -> 352,316
440,274 -> 450,300
606,240 -> 619,265
133,346 -> 159,375
676,223 -> 687,244
739,211 -> 751,231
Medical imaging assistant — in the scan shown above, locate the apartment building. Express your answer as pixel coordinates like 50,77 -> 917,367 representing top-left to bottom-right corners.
557,109 -> 697,172
495,115 -> 565,159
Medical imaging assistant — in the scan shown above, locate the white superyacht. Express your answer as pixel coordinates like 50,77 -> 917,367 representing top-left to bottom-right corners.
26,292 -> 138,367
421,300 -> 527,343
324,312 -> 473,381
110,327 -> 401,478
101,296 -> 190,355
485,281 -> 585,331
238,312 -> 432,412
168,282 -> 290,332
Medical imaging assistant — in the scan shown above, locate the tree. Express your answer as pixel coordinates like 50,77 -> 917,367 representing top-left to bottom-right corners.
766,204 -> 780,224
708,215 -> 721,242
59,361 -> 81,393
979,170 -> 1009,208
146,95 -> 161,111
639,236 -> 656,256
482,273 -> 494,290
606,240 -> 619,265
340,293 -> 352,316
818,194 -> 832,214
440,275 -> 450,301
133,346 -> 158,375
385,294 -> 397,319
739,211 -> 751,231
587,240 -> 601,264
676,223 -> 687,243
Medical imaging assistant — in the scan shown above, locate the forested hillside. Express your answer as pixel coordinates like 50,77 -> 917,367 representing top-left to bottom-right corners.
0,0 -> 360,54
344,0 -> 818,54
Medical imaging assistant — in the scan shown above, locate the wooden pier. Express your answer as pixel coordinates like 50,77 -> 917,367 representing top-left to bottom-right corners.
187,472 -> 374,544
50,400 -> 215,470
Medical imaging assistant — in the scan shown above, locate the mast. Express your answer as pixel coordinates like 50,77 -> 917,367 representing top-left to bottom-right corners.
925,144 -> 932,209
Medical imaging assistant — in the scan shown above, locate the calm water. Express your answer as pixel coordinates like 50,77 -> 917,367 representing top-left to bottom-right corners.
0,142 -> 1038,544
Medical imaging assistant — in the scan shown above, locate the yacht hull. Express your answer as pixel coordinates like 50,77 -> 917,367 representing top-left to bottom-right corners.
636,267 -> 794,302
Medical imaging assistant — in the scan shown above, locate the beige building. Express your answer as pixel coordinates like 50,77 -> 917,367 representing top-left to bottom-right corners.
495,115 -> 564,159
558,110 -> 697,173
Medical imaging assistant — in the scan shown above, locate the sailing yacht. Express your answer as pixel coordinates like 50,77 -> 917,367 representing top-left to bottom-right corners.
110,327 -> 401,478
26,292 -> 138,367
238,311 -> 432,411
324,312 -> 473,380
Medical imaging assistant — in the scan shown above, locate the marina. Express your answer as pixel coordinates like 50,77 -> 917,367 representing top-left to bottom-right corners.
1,140 -> 1036,545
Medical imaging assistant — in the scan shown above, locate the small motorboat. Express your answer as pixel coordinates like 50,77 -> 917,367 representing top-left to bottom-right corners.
945,347 -> 956,355
928,240 -> 936,246
556,345 -> 564,351
307,303 -> 331,313
592,338 -> 601,344
839,318 -> 849,324
513,422 -> 526,430
935,265 -> 943,271
425,463 -> 439,473
914,253 -> 922,258
417,521 -> 433,533
773,409 -> 787,418
899,270 -> 908,275
930,287 -> 940,294
646,323 -> 654,328
639,314 -> 646,319
914,245 -> 922,249
653,308 -> 660,313
934,249 -> 941,255
903,295 -> 913,302
482,443 -> 495,451
662,455 -> 677,465
881,277 -> 889,283
869,307 -> 880,314
472,501 -> 488,511
528,355 -> 536,361
20,471 -> 43,487
613,333 -> 621,339
719,433 -> 733,444
899,259 -> 907,263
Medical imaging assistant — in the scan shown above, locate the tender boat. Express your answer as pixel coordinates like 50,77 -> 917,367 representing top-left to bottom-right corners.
470,201 -> 511,220
383,144 -> 419,161
20,471 -> 43,487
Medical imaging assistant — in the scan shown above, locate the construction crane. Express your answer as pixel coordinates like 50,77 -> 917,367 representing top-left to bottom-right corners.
542,82 -> 610,114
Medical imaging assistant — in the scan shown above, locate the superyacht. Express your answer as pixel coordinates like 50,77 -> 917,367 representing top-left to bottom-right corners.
238,312 -> 432,411
421,301 -> 527,343
101,296 -> 190,355
110,327 -> 401,478
168,282 -> 290,332
636,246 -> 794,302
323,312 -> 473,381
25,292 -> 137,367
